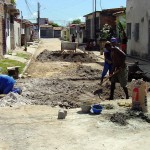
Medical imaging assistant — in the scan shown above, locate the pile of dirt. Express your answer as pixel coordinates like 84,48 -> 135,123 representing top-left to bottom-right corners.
110,110 -> 150,126
36,50 -> 98,63
15,78 -> 100,108
14,78 -> 133,108
76,65 -> 100,79
61,64 -> 101,80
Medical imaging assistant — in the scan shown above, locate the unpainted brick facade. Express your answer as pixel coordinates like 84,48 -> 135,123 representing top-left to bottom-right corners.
0,1 -> 4,56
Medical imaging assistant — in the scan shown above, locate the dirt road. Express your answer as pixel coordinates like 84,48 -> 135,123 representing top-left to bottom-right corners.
0,39 -> 150,150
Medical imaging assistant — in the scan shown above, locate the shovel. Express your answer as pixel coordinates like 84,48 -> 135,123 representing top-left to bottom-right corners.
94,69 -> 121,98
100,69 -> 121,85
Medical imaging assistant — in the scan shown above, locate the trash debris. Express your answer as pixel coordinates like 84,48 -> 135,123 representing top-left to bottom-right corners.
101,104 -> 114,110
110,112 -> 129,126
58,109 -> 67,119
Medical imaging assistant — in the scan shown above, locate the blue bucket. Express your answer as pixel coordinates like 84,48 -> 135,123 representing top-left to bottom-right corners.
92,104 -> 103,114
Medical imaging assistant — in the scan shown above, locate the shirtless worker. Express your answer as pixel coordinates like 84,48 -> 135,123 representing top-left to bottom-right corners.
108,41 -> 129,100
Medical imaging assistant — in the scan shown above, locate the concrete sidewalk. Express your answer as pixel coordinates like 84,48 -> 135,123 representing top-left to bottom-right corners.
4,41 -> 39,63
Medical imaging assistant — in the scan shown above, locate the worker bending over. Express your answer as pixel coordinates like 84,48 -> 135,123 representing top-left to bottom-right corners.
0,75 -> 16,94
108,42 -> 129,100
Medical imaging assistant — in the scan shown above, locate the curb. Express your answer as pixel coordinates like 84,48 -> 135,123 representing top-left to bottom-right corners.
20,41 -> 41,78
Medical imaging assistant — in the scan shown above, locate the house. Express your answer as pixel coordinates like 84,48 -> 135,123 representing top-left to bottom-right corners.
21,19 -> 33,46
53,27 -> 62,38
0,0 -> 19,55
61,27 -> 69,41
39,19 -> 62,38
69,23 -> 86,44
84,8 -> 125,42
14,18 -> 21,47
40,24 -> 53,38
39,18 -> 48,25
126,0 -> 150,59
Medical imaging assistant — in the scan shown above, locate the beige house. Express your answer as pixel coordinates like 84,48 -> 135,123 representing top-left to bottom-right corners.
126,0 -> 150,59
61,27 -> 69,41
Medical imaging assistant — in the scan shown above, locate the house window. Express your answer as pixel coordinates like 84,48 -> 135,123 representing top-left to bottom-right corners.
134,23 -> 139,41
127,23 -> 131,39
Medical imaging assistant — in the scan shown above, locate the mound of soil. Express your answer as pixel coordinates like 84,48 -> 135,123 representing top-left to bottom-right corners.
76,65 -> 100,78
60,64 -> 102,80
36,50 -> 98,63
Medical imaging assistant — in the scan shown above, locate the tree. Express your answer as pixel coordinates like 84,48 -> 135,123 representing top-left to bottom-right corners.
50,22 -> 60,27
71,19 -> 81,24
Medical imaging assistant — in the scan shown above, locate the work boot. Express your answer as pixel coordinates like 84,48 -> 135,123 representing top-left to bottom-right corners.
123,87 -> 129,99
107,82 -> 115,100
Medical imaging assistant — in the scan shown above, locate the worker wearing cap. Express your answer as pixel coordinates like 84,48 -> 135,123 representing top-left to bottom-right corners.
100,41 -> 112,84
110,37 -> 118,48
0,75 -> 16,94
108,39 -> 129,100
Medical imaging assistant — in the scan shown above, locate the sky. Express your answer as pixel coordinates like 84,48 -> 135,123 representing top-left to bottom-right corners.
16,0 -> 126,26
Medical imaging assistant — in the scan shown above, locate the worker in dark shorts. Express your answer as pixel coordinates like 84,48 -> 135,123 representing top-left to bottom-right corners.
108,45 -> 129,100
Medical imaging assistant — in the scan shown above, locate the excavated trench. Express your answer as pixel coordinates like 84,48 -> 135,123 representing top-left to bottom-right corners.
0,50 -> 150,112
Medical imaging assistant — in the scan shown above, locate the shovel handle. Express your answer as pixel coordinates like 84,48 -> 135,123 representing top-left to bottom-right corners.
100,69 -> 121,85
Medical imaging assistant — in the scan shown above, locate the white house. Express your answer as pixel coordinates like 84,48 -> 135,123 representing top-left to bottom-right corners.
14,20 -> 21,47
126,0 -> 150,59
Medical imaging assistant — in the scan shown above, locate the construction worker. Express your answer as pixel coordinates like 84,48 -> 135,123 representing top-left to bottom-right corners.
108,42 -> 129,100
100,41 -> 112,84
0,75 -> 16,94
110,37 -> 118,47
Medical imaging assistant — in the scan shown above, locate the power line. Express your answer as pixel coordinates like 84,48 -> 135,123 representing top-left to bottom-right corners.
100,0 -> 103,10
24,0 -> 33,15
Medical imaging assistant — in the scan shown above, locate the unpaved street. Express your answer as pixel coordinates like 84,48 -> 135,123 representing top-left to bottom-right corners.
0,39 -> 150,150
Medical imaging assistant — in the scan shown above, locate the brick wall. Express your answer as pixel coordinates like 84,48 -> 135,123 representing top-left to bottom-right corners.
0,2 -> 4,56
100,14 -> 116,30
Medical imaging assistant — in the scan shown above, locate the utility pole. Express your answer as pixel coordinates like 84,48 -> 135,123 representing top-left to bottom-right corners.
37,2 -> 40,40
20,11 -> 23,47
94,0 -> 97,42
92,0 -> 94,39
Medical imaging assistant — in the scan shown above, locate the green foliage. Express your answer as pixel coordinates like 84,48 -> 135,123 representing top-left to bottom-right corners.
51,22 -> 60,27
116,14 -> 126,39
71,19 -> 81,24
16,53 -> 31,60
11,0 -> 16,4
0,59 -> 25,74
